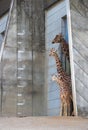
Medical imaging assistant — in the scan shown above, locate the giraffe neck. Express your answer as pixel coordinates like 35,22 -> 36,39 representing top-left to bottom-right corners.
61,38 -> 67,47
54,53 -> 63,75
60,38 -> 69,61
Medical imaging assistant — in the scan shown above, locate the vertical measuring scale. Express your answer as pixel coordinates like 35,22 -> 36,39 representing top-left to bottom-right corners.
16,1 -> 33,117
16,2 -> 25,117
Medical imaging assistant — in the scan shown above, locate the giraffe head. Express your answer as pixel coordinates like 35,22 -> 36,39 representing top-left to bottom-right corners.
52,33 -> 63,43
49,48 -> 57,56
52,75 -> 58,82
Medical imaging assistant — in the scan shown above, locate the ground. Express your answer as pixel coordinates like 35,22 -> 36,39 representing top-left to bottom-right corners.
0,116 -> 88,130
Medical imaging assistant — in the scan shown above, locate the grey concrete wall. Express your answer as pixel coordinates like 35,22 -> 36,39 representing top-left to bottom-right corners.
0,0 -> 70,117
2,0 -> 87,117
45,0 -> 68,116
0,0 -> 11,17
1,0 -> 17,117
0,0 -> 47,117
45,0 -> 59,8
70,0 -> 88,117
17,0 -> 46,116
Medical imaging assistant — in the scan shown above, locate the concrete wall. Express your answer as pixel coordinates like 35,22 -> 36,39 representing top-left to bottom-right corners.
0,14 -> 8,33
45,0 -> 67,116
45,0 -> 59,8
1,0 -> 17,117
0,0 -> 64,117
0,0 -> 46,117
0,13 -> 8,49
70,0 -> 88,117
1,0 -> 88,117
17,0 -> 46,116
0,0 -> 11,17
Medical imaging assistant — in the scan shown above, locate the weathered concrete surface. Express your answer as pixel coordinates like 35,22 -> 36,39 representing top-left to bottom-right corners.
1,0 -> 88,117
0,117 -> 88,130
0,0 -> 46,117
0,0 -> 11,17
70,0 -> 88,117
45,0 -> 59,8
1,0 -> 17,117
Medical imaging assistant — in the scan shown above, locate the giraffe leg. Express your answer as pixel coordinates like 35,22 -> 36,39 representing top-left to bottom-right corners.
60,102 -> 64,116
64,102 -> 67,116
70,98 -> 74,116
67,102 -> 70,116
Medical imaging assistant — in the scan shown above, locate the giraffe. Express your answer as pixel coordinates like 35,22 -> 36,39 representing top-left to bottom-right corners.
52,74 -> 73,116
49,48 -> 73,116
52,33 -> 70,61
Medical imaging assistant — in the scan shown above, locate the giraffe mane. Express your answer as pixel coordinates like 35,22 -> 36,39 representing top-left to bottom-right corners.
52,33 -> 64,43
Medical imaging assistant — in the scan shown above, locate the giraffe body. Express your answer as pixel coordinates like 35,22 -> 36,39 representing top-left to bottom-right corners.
52,74 -> 72,116
52,34 -> 69,61
49,48 -> 73,116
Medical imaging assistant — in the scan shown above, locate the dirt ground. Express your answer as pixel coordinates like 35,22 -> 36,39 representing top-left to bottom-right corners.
0,116 -> 88,130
